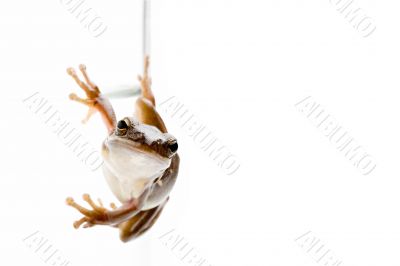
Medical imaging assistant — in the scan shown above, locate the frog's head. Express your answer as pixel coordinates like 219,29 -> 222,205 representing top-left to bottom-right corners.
101,117 -> 178,200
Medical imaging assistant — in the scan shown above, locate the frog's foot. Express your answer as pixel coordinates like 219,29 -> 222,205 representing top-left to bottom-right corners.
68,93 -> 96,124
137,55 -> 155,106
66,65 -> 116,133
97,198 -> 117,210
67,65 -> 100,100
66,194 -> 112,229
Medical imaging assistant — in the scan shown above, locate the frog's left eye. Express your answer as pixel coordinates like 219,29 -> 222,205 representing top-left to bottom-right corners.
116,119 -> 130,136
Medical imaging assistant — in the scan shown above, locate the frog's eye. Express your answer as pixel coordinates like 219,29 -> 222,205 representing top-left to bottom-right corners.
168,141 -> 178,153
116,119 -> 130,135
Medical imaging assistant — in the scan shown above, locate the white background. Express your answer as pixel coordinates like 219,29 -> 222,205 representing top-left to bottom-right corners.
1,0 -> 399,265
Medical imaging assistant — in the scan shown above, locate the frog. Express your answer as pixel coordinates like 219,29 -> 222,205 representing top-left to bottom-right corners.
65,56 -> 180,242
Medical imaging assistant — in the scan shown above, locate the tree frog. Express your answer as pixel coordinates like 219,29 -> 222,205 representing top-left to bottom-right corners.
65,57 -> 179,242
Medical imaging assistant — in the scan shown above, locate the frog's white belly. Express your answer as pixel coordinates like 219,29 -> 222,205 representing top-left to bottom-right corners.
103,165 -> 155,199
102,158 -> 170,210
101,137 -> 171,209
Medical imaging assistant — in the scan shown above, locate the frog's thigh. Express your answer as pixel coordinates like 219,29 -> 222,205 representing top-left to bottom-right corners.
135,97 -> 168,133
118,203 -> 165,242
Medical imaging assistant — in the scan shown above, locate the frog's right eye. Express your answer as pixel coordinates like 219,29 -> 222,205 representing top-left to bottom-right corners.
116,119 -> 129,135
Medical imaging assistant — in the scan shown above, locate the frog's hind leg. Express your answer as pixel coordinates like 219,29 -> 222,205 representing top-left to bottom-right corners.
135,56 -> 168,133
118,199 -> 167,242
67,65 -> 116,134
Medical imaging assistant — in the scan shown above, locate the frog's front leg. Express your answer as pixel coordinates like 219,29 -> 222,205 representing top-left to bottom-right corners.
67,65 -> 116,133
66,189 -> 151,228
135,56 -> 168,133
138,55 -> 155,105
